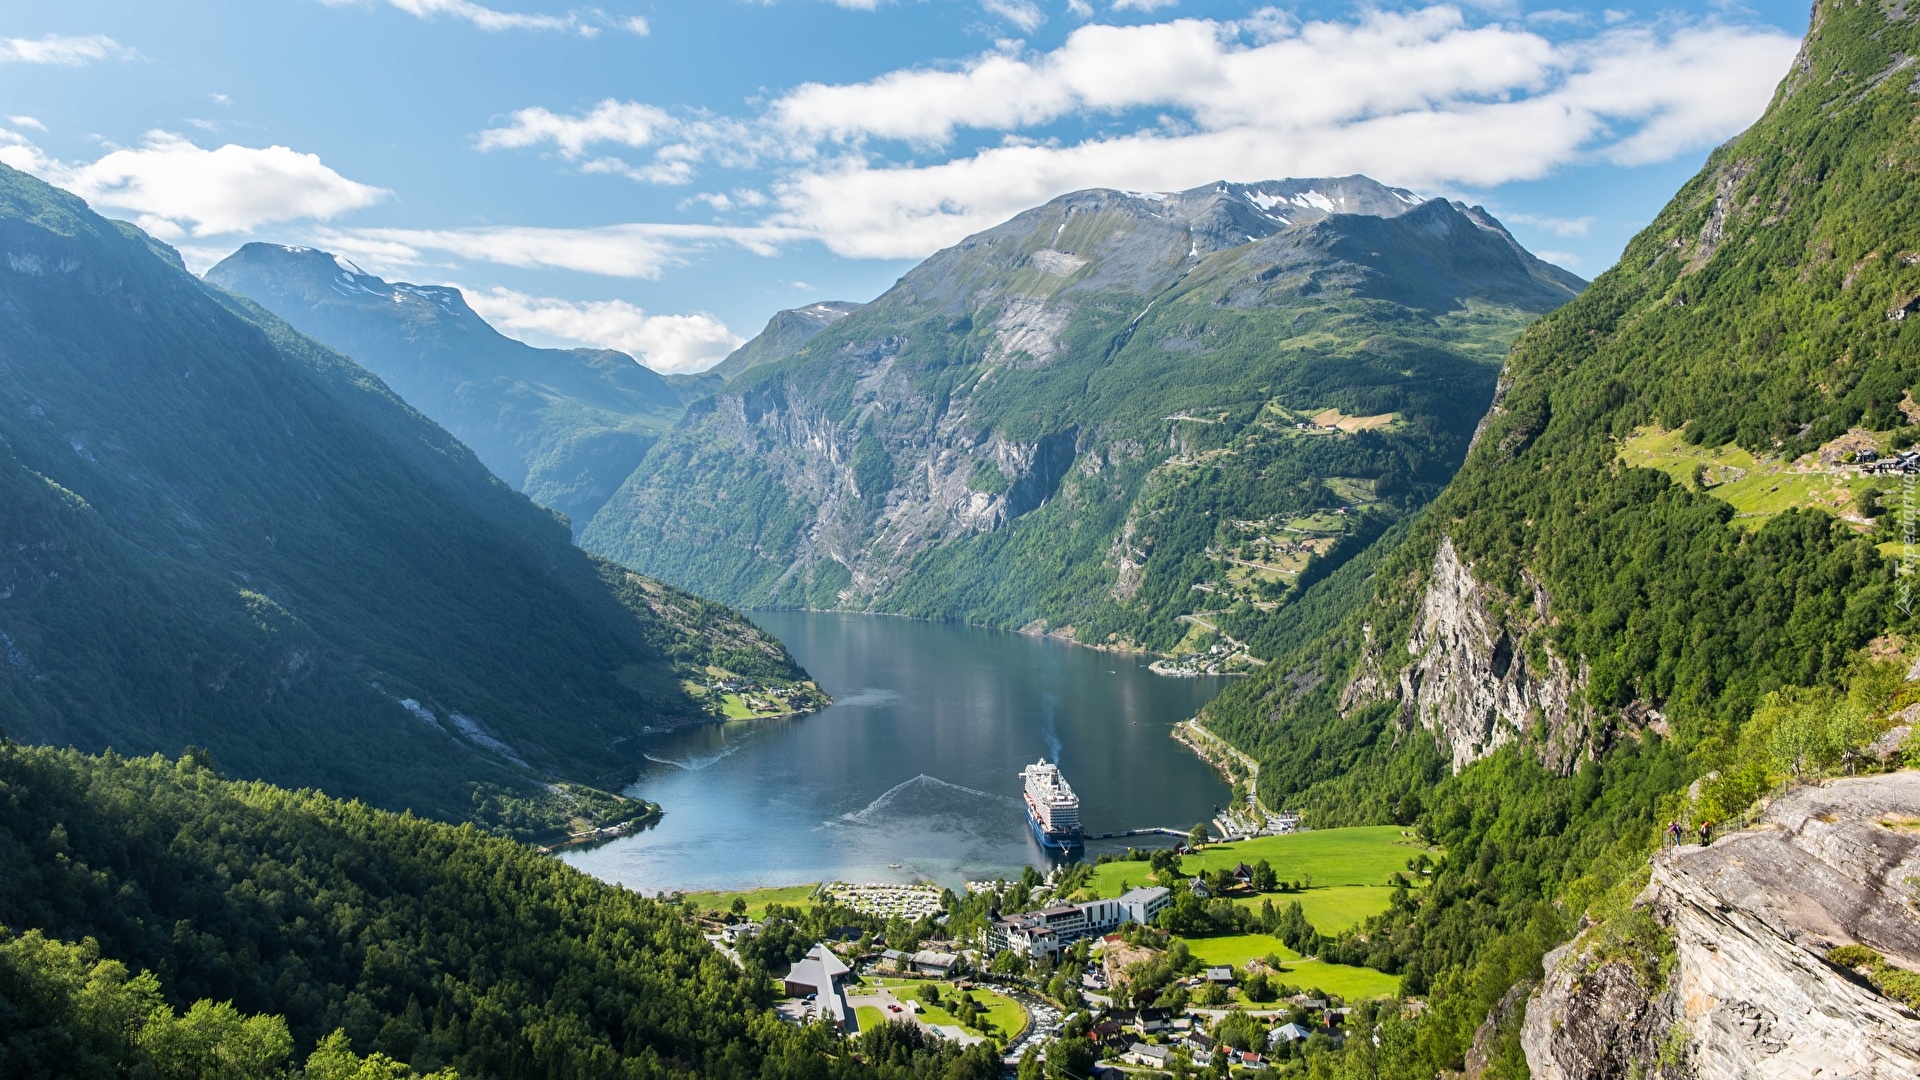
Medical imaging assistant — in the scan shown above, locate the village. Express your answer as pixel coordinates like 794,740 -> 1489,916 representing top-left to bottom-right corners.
687,823 -> 1434,1076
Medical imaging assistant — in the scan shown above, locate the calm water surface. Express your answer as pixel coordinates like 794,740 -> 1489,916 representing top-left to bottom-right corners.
562,612 -> 1230,893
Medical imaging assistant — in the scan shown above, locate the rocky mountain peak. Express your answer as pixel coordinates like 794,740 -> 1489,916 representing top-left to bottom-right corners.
208,242 -> 496,344
712,299 -> 864,380
208,241 -> 687,529
879,174 -> 1573,320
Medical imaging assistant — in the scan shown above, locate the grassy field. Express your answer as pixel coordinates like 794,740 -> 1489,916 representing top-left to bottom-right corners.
1267,958 -> 1401,1000
855,1005 -> 888,1033
968,987 -> 1028,1041
861,978 -> 1027,1042
1618,426 -> 1874,529
1178,934 -> 1400,999
1082,825 -> 1430,899
1230,884 -> 1398,932
680,883 -> 818,918
1179,934 -> 1302,969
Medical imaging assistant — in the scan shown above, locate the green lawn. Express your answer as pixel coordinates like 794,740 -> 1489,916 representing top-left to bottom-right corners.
895,986 -> 1026,1043
1180,933 -> 1303,969
1083,825 -> 1431,899
855,1005 -> 888,1033
1267,959 -> 1401,1001
680,883 -> 819,919
1230,885 -> 1398,933
1179,934 -> 1399,1000
1618,425 -> 1874,530
972,987 -> 1028,1041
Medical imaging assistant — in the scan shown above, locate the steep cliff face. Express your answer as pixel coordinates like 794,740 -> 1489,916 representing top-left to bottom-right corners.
1524,772 -> 1920,1080
1190,1 -> 1920,1075
585,176 -> 1579,651
1348,537 -> 1593,771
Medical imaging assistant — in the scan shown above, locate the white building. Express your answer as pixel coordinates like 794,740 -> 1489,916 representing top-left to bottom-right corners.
1116,885 -> 1171,926
987,884 -> 1173,957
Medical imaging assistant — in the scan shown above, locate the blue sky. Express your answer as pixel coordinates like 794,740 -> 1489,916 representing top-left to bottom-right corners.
1,0 -> 1811,371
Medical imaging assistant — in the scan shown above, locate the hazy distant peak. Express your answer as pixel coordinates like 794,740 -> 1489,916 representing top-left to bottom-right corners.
711,299 -> 864,380
208,243 -> 490,331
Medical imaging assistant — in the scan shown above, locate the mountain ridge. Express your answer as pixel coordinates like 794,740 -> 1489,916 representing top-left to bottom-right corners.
582,174 -> 1583,660
711,299 -> 863,380
0,164 -> 818,834
206,244 -> 688,531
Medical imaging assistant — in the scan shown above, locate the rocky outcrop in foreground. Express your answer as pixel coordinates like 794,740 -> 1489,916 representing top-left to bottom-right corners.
1524,771 -> 1920,1079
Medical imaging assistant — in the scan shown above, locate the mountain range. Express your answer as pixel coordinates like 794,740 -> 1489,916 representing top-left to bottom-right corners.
0,164 -> 817,835
205,245 -> 695,532
4,1 -> 1919,1074
580,176 -> 1583,660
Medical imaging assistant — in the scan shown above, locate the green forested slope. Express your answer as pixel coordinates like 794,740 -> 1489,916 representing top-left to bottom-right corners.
0,741 -> 997,1080
0,165 -> 816,832
1198,1 -> 1920,1074
206,244 -> 690,532
586,180 -> 1581,661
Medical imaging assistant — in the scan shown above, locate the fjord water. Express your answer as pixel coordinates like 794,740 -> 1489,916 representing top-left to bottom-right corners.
563,612 -> 1230,893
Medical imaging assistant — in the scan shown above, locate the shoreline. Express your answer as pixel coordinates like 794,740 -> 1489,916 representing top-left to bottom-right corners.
1172,718 -> 1271,821
747,605 -> 1241,675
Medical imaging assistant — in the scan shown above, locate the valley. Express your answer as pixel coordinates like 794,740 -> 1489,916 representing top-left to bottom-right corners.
583,180 -> 1579,673
5,0 -> 1920,1076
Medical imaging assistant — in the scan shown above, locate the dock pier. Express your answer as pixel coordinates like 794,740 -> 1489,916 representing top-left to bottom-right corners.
1082,827 -> 1191,841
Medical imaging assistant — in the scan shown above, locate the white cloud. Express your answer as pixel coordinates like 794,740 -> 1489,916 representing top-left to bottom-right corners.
1112,0 -> 1179,11
983,0 -> 1045,32
0,34 -> 134,65
1534,249 -> 1581,268
464,286 -> 744,373
313,222 -> 808,278
323,0 -> 635,35
477,103 -> 769,184
478,99 -> 673,158
748,8 -> 1797,258
0,131 -> 387,238
471,6 -> 1796,264
7,116 -> 46,131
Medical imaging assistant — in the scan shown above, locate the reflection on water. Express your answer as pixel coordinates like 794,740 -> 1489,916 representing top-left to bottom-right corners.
561,612 -> 1230,893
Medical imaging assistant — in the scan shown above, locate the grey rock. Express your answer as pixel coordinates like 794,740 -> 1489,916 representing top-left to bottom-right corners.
1524,771 -> 1920,1080
1391,536 -> 1591,772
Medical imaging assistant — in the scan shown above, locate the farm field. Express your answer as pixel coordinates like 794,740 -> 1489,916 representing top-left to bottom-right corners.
680,883 -> 818,919
1082,825 -> 1432,899
1230,884 -> 1399,932
1617,426 -> 1875,529
1177,934 -> 1400,999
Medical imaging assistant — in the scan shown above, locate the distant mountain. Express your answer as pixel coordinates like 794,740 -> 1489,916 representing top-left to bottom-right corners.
582,175 -> 1583,659
0,164 -> 818,831
207,244 -> 688,531
711,300 -> 863,380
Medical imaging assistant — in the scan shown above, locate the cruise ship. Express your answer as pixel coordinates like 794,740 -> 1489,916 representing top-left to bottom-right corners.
1021,759 -> 1083,849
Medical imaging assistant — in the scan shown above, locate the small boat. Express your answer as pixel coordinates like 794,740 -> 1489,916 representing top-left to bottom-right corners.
887,863 -> 902,869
